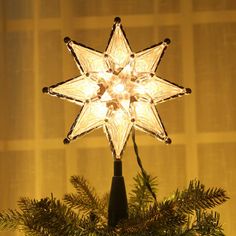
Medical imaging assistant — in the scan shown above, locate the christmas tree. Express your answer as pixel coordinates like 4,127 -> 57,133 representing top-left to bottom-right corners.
0,133 -> 229,236
0,174 -> 229,236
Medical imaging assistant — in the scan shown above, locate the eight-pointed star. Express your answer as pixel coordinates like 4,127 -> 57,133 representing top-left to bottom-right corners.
43,17 -> 191,159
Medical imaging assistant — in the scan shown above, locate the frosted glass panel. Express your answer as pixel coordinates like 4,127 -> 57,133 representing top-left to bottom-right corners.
6,0 -> 32,19
194,23 -> 236,132
77,147 -> 112,195
109,0 -> 154,15
75,29 -> 108,52
198,143 -> 236,235
39,30 -> 65,138
198,143 -> 236,187
73,0 -> 154,16
157,0 -> 180,13
125,27 -> 154,52
40,0 -> 61,18
123,144 -> 186,198
72,0 -> 104,16
0,14 -> 5,139
6,31 -> 35,139
41,150 -> 66,197
77,144 -> 186,201
0,151 -> 35,208
193,0 -> 236,11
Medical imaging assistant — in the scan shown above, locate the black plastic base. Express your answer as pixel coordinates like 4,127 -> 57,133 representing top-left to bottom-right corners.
108,160 -> 128,227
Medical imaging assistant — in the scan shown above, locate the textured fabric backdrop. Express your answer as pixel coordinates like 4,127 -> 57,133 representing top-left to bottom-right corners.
0,0 -> 236,235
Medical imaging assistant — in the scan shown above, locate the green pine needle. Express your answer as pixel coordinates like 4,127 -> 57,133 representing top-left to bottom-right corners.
18,196 -> 82,236
0,209 -> 22,231
63,176 -> 108,220
129,172 -> 158,214
171,180 -> 229,214
0,175 -> 229,236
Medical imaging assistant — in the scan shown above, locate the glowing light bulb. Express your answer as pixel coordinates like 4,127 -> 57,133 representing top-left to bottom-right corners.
113,83 -> 125,94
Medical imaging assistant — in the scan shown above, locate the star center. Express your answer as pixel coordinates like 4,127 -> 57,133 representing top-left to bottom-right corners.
98,64 -> 137,109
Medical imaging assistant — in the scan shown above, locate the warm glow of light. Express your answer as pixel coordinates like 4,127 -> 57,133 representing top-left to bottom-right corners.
112,83 -> 125,94
44,17 -> 191,159
98,71 -> 112,81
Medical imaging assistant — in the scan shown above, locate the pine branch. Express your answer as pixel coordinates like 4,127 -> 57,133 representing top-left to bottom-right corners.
172,180 -> 229,214
120,179 -> 229,235
17,196 -> 83,236
117,203 -> 187,235
193,210 -> 225,236
129,172 -> 158,214
0,175 -> 229,236
63,176 -> 107,220
0,209 -> 22,231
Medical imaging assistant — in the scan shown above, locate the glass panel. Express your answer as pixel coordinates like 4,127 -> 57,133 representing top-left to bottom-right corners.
50,75 -> 100,104
105,108 -> 132,158
141,76 -> 186,104
133,101 -> 168,142
135,43 -> 166,73
68,100 -> 107,140
70,42 -> 108,73
106,24 -> 132,70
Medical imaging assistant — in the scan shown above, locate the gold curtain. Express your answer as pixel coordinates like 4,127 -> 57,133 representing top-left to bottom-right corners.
0,0 -> 236,235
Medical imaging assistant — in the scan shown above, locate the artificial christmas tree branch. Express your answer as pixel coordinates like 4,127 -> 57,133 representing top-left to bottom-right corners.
64,176 -> 107,219
0,133 -> 229,235
0,175 -> 229,235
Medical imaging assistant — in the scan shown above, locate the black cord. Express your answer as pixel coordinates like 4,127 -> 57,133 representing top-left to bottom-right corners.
131,128 -> 157,202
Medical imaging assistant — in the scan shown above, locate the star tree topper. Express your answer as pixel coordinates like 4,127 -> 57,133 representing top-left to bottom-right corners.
43,17 -> 191,159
